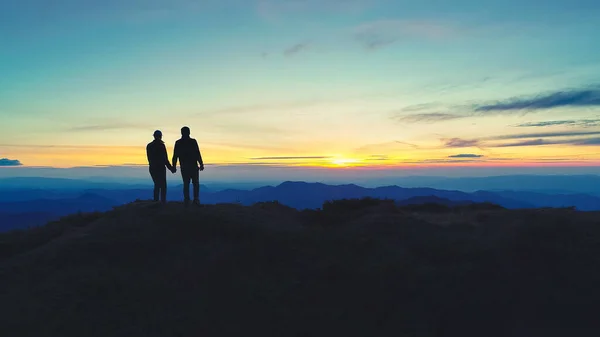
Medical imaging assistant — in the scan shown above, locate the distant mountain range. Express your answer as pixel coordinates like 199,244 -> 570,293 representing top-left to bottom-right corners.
2,179 -> 600,232
199,182 -> 534,209
5,174 -> 600,195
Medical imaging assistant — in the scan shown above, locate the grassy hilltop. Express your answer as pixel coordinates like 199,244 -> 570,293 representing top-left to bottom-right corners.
1,199 -> 600,337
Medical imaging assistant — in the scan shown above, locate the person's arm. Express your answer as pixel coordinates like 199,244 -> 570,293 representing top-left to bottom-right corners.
163,144 -> 174,171
194,140 -> 204,170
172,142 -> 179,169
146,144 -> 151,164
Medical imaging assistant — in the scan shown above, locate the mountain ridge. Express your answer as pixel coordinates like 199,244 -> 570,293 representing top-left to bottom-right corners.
5,179 -> 600,231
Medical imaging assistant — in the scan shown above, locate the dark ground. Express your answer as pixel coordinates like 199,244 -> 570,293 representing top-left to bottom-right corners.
1,199 -> 600,337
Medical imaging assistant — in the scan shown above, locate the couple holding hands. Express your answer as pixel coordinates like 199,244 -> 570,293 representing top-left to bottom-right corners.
147,126 -> 204,206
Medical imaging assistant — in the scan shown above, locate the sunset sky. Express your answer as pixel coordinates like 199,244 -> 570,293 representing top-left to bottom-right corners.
2,0 -> 600,171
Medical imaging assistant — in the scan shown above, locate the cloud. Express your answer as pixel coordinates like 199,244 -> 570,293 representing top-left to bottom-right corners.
397,113 -> 465,123
442,138 -> 481,148
250,156 -> 331,160
492,137 -> 600,147
439,131 -> 600,149
400,86 -> 600,124
354,19 -> 459,50
448,154 -> 484,158
488,130 -> 600,141
574,138 -> 600,145
395,141 -> 420,149
0,158 -> 23,166
0,144 -> 140,150
401,158 -> 484,164
437,130 -> 600,149
493,139 -> 552,147
568,138 -> 600,146
283,42 -> 310,57
400,103 -> 443,113
66,123 -> 146,132
475,88 -> 600,112
514,118 -> 600,128
366,155 -> 389,161
213,161 -> 309,166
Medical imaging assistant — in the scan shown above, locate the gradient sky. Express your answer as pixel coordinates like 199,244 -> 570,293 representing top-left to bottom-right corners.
2,0 -> 600,171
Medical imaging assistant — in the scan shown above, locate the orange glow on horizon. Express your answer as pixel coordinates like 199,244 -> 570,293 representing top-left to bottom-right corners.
5,143 -> 600,169
9,159 -> 600,170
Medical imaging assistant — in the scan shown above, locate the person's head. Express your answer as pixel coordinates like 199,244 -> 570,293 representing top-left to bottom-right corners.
181,126 -> 191,138
153,130 -> 162,140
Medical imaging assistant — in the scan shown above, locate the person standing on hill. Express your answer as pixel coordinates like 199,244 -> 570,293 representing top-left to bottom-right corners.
172,126 -> 205,207
147,130 -> 176,204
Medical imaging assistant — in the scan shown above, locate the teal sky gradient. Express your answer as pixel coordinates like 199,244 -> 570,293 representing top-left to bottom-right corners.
2,0 -> 600,169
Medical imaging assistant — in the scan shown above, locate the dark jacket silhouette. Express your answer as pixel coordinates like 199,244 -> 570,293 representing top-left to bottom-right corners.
147,133 -> 174,203
172,127 -> 204,204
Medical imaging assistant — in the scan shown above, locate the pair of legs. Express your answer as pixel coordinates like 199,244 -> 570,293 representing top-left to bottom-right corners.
181,166 -> 200,204
149,167 -> 167,203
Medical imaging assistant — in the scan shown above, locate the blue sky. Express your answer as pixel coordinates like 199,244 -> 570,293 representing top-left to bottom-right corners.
2,0 -> 600,175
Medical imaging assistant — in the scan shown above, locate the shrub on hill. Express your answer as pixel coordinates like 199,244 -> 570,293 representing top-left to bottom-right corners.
456,202 -> 505,212
322,197 -> 396,213
399,202 -> 451,213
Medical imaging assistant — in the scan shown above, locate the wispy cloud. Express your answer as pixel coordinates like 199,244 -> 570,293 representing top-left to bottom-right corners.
283,42 -> 310,57
448,154 -> 484,158
65,123 -> 146,132
575,138 -> 600,145
492,137 -> 600,148
441,131 -> 600,149
493,139 -> 551,147
401,158 -> 485,164
442,138 -> 481,148
366,154 -> 390,161
475,87 -> 600,112
397,86 -> 600,125
397,112 -> 465,123
0,158 -> 22,167
400,103 -> 443,113
0,144 -> 140,150
514,118 -> 600,128
395,141 -> 420,149
488,130 -> 600,141
250,156 -> 331,160
354,19 -> 459,50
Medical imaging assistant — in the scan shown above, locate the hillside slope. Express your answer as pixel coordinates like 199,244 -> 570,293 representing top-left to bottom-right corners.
1,200 -> 600,337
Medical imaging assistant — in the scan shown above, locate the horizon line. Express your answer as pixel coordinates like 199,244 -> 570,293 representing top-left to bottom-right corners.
4,161 -> 600,170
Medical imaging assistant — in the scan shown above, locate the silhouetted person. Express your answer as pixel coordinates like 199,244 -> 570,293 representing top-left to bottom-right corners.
147,130 -> 175,203
172,126 -> 204,206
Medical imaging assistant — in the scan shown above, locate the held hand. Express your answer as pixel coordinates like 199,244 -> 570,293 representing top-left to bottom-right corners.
171,167 -> 177,174
199,164 -> 205,171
